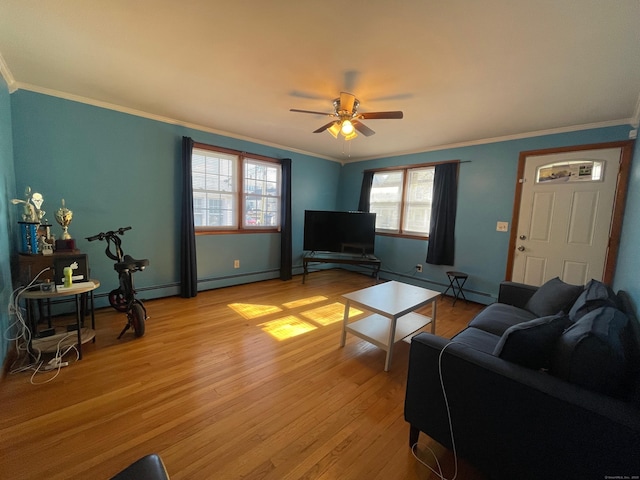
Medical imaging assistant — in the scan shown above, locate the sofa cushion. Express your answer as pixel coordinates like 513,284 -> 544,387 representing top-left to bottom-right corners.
524,277 -> 583,317
493,312 -> 570,370
452,327 -> 502,355
468,303 -> 537,336
617,291 -> 640,407
552,306 -> 630,397
568,279 -> 619,322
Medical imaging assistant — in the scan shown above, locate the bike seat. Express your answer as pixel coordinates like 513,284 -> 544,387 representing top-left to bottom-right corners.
114,254 -> 149,273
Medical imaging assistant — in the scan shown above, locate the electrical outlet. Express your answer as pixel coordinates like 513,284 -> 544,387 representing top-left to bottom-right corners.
496,221 -> 509,232
234,260 -> 240,268
416,264 -> 423,273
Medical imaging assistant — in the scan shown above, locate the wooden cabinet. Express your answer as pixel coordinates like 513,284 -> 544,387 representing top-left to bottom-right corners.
17,251 -> 87,285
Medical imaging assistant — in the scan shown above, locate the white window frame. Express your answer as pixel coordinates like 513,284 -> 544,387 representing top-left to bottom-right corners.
369,164 -> 441,238
192,144 -> 282,233
243,158 -> 282,229
192,148 -> 238,230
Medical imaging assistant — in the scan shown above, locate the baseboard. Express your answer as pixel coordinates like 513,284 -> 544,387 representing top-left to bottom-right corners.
379,269 -> 496,305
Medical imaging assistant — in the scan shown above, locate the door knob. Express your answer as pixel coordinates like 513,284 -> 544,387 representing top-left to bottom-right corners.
519,234 -> 527,240
517,245 -> 525,251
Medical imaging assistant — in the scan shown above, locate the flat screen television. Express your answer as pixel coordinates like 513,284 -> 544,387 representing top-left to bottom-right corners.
303,210 -> 376,255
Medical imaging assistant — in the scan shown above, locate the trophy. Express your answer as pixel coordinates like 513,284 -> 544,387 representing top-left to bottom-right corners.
55,199 -> 73,240
12,186 -> 51,254
11,186 -> 40,223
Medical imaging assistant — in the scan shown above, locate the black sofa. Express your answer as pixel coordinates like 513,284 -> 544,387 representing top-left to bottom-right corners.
404,278 -> 640,480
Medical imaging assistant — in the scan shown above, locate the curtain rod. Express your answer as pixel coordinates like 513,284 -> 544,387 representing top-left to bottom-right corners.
363,159 -> 471,173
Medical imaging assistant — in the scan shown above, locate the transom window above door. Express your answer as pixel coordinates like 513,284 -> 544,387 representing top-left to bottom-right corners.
535,160 -> 604,184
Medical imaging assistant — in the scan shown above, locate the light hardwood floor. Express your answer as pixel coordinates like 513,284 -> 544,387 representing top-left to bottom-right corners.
1,270 -> 487,479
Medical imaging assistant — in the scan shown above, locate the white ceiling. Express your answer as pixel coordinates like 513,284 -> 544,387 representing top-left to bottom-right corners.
1,1 -> 639,163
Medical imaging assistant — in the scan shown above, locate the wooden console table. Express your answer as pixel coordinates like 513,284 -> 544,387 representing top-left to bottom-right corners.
302,252 -> 381,283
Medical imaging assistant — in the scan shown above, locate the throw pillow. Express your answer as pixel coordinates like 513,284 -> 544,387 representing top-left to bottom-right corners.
551,306 -> 630,397
493,312 -> 570,370
568,279 -> 619,322
524,277 -> 583,317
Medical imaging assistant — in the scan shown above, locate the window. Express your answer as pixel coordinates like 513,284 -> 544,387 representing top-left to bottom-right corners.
192,150 -> 237,228
192,145 -> 281,232
536,160 -> 604,184
369,165 -> 435,237
244,159 -> 281,227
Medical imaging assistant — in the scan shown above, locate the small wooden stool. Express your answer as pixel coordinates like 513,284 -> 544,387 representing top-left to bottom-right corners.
443,271 -> 468,306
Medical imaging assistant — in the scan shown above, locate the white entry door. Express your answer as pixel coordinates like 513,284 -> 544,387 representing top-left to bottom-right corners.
511,147 -> 622,286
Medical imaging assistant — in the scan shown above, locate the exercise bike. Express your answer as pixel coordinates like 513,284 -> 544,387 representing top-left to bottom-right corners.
86,226 -> 149,338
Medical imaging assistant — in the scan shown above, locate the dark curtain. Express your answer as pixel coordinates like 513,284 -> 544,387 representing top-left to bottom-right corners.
358,171 -> 375,212
180,136 -> 198,297
280,158 -> 292,280
426,162 -> 458,265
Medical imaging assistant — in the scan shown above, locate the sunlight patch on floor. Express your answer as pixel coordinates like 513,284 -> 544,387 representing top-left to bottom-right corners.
301,302 -> 363,326
282,295 -> 328,309
228,303 -> 282,319
257,315 -> 317,340
229,295 -> 366,341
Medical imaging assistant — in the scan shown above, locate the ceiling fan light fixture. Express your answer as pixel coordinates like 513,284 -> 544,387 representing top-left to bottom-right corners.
343,130 -> 358,141
341,119 -> 355,135
291,91 -> 403,142
327,123 -> 341,138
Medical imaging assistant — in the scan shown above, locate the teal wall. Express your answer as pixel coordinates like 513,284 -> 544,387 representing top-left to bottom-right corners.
0,77 -> 17,363
338,126 -> 637,305
10,90 -> 341,306
613,138 -> 640,304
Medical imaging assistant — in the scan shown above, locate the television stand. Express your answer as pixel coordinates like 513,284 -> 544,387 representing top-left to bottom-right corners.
302,252 -> 381,284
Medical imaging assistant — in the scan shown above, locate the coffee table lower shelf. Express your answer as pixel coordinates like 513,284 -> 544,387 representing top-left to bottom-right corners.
345,312 -> 432,350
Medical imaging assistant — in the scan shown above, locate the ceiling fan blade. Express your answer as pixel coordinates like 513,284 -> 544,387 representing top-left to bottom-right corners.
352,120 -> 375,137
290,108 -> 334,116
339,92 -> 356,113
358,111 -> 404,120
289,90 -> 328,100
313,120 -> 339,133
343,70 -> 360,93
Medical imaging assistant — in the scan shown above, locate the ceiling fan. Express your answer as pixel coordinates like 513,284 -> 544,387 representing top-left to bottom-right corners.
290,91 -> 403,140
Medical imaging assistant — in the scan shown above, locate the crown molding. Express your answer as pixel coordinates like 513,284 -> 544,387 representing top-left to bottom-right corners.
631,91 -> 640,128
0,51 -> 17,92
348,118 -> 634,163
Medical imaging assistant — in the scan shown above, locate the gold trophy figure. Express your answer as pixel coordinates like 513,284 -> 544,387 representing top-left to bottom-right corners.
55,199 -> 73,240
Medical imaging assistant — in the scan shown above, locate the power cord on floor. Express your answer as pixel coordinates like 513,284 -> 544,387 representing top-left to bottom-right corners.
4,267 -> 77,383
6,268 -> 51,371
30,336 -> 79,385
410,341 -> 459,480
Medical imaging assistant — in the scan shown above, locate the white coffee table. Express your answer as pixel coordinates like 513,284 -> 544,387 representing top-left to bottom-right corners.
340,281 -> 440,371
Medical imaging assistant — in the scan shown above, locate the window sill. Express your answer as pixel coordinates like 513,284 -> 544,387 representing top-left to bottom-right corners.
196,228 -> 280,236
376,232 -> 429,241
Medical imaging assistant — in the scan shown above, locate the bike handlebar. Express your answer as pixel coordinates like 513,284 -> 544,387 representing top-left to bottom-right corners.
86,226 -> 132,242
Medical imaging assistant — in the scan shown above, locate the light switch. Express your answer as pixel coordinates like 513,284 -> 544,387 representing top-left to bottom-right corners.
496,221 -> 509,232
